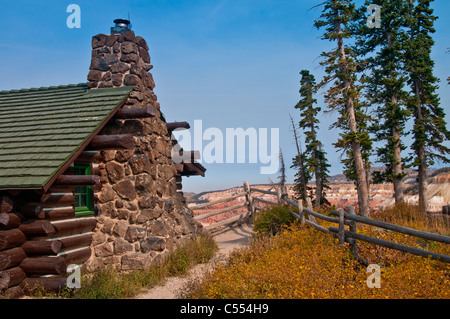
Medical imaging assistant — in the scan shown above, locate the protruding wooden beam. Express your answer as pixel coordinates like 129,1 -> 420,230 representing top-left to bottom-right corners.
21,276 -> 67,293
115,107 -> 157,119
19,220 -> 56,237
45,207 -> 76,220
0,229 -> 26,251
21,240 -> 63,255
175,164 -> 184,174
19,256 -> 66,276
0,247 -> 27,270
75,151 -> 102,164
0,213 -> 21,229
17,203 -> 45,219
0,196 -> 13,214
60,247 -> 92,265
39,194 -> 75,207
2,267 -> 27,289
59,233 -> 93,251
167,121 -> 190,131
87,134 -> 134,150
51,217 -> 97,237
55,175 -> 100,186
181,162 -> 206,177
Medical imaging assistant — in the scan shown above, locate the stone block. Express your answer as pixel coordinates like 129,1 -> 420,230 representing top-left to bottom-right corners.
92,34 -> 108,49
138,47 -> 151,63
101,218 -> 116,235
138,195 -> 160,209
122,30 -> 136,42
90,57 -> 110,71
121,53 -> 139,64
110,62 -> 130,74
106,161 -> 125,184
92,231 -> 107,246
115,149 -> 134,162
98,81 -> 113,88
117,209 -> 130,220
95,242 -> 114,257
121,41 -> 138,54
135,173 -> 154,195
135,36 -> 149,50
98,184 -> 115,203
140,237 -> 166,253
121,252 -> 151,270
112,73 -> 123,86
148,220 -> 168,237
136,208 -> 163,224
113,179 -> 137,200
87,70 -> 102,82
106,34 -> 117,46
114,237 -> 133,254
113,220 -> 129,237
125,225 -> 146,243
128,155 -> 151,174
123,73 -> 140,85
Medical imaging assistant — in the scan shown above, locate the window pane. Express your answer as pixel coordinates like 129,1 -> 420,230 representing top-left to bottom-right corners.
74,193 -> 81,207
73,163 -> 93,215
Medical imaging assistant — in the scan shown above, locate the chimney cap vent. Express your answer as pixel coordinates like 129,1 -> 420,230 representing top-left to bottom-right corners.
111,18 -> 132,34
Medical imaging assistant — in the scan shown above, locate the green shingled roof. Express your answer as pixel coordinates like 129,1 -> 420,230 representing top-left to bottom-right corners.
0,84 -> 133,189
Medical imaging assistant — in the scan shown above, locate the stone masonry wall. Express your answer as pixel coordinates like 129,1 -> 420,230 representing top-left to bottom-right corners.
84,30 -> 204,271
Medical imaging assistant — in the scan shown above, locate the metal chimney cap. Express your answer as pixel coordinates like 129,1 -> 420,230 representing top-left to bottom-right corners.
114,19 -> 131,27
111,18 -> 132,34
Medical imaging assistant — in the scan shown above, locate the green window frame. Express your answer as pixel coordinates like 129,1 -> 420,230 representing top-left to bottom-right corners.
74,163 -> 94,216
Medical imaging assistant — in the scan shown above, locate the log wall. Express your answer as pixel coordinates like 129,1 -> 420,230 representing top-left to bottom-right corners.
0,167 -> 99,297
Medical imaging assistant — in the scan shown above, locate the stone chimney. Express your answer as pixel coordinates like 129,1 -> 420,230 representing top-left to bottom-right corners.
87,19 -> 157,110
85,21 -> 203,271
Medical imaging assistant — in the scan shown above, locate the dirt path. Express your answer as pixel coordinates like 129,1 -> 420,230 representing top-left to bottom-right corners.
136,223 -> 253,299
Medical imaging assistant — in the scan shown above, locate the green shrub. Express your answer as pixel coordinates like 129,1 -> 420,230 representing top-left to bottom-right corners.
253,204 -> 296,236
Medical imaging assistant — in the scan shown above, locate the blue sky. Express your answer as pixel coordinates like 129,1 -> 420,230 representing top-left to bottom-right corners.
0,0 -> 449,193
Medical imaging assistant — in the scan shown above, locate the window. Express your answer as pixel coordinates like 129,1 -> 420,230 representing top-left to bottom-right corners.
74,163 -> 94,216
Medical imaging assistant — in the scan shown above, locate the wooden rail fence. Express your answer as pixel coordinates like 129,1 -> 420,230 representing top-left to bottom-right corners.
188,181 -> 450,264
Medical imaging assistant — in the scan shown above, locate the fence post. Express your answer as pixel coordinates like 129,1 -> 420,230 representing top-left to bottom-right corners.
243,181 -> 254,223
277,187 -> 282,203
306,197 -> 317,223
338,208 -> 345,245
346,206 -> 359,260
283,185 -> 291,200
297,200 -> 305,225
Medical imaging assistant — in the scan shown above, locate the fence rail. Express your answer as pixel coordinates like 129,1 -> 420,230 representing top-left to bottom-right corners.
188,181 -> 450,264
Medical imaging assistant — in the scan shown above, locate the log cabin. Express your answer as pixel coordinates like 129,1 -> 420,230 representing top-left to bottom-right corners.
0,19 -> 206,298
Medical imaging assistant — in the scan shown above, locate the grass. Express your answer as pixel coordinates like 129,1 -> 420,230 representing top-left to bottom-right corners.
185,203 -> 450,299
22,233 -> 218,299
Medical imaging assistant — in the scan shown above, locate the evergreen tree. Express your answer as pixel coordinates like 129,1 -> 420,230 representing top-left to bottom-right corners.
289,114 -> 311,202
295,70 -> 331,208
314,0 -> 372,216
354,0 -> 411,204
404,0 -> 450,213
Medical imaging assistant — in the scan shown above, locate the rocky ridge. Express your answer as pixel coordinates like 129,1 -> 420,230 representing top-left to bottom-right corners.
188,168 -> 450,225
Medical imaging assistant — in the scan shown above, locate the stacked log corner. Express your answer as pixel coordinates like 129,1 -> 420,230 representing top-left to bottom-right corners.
0,195 -> 26,298
0,188 -> 97,298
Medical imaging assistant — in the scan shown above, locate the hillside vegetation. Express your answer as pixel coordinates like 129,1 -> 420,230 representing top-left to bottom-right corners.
185,204 -> 450,299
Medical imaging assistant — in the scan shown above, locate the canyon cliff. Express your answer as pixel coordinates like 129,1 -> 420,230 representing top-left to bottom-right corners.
187,168 -> 450,226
